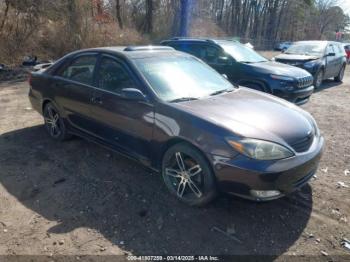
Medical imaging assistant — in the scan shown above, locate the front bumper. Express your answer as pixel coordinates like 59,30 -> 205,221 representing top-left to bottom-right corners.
275,85 -> 314,105
211,135 -> 324,201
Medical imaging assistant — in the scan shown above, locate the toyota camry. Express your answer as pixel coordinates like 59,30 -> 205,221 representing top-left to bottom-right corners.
28,46 -> 324,206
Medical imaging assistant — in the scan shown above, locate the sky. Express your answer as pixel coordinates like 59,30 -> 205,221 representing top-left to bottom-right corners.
339,0 -> 350,15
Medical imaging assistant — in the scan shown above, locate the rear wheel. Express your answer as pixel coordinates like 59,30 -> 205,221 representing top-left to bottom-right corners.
314,69 -> 324,89
43,103 -> 71,141
162,143 -> 217,206
334,65 -> 345,82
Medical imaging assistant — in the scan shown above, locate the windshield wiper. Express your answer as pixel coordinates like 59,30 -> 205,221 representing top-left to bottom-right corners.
168,97 -> 199,103
209,88 -> 234,96
239,61 -> 252,63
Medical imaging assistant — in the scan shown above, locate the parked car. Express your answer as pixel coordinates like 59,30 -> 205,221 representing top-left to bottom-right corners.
274,41 -> 293,51
22,55 -> 38,66
274,41 -> 347,89
29,46 -> 324,206
343,43 -> 350,63
33,62 -> 53,72
161,38 -> 314,105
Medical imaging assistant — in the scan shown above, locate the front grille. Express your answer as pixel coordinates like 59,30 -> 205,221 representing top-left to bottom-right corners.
290,132 -> 314,153
297,76 -> 313,88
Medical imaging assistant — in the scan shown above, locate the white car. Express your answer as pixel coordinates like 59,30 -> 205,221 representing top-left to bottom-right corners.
275,41 -> 293,51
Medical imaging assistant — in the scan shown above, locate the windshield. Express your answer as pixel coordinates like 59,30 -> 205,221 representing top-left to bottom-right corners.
133,56 -> 234,102
285,43 -> 326,56
220,43 -> 268,63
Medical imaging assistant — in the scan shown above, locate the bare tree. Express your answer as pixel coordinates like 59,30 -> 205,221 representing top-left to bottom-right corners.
0,0 -> 10,33
143,0 -> 153,34
115,0 -> 123,29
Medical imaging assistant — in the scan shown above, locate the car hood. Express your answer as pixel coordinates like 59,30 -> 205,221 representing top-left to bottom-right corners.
249,61 -> 311,78
172,88 -> 314,147
275,53 -> 321,62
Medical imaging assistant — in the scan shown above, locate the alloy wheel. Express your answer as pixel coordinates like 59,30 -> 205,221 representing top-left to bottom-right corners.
44,105 -> 62,138
315,71 -> 323,88
164,152 -> 204,200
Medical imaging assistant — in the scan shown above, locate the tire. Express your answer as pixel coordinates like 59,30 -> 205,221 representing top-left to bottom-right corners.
314,69 -> 324,89
43,103 -> 71,141
244,83 -> 265,92
161,142 -> 217,206
334,65 -> 345,82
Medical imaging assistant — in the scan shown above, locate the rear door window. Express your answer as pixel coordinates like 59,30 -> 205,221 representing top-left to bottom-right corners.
58,55 -> 97,86
183,44 -> 205,58
167,43 -> 181,50
171,43 -> 206,60
167,43 -> 221,64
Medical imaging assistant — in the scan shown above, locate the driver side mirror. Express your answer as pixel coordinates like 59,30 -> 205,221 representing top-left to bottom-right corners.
121,88 -> 147,102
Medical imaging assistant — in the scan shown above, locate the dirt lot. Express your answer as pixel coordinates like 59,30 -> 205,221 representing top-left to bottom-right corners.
0,67 -> 349,260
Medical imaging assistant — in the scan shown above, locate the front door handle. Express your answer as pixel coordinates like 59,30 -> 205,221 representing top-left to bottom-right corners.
91,97 -> 103,104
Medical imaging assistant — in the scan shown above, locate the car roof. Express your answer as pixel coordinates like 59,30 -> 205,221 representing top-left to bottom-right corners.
66,46 -> 185,60
162,37 -> 241,45
293,40 -> 340,45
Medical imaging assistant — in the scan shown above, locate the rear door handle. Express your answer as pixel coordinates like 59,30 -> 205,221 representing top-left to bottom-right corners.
91,96 -> 103,104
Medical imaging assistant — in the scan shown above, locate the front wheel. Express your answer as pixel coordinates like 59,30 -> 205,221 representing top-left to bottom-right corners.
162,143 -> 217,206
334,65 -> 345,82
314,69 -> 324,89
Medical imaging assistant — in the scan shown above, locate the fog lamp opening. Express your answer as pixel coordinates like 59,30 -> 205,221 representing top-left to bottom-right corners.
250,190 -> 281,198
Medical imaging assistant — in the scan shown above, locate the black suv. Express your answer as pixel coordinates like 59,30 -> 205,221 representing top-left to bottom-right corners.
274,41 -> 347,88
161,38 -> 314,105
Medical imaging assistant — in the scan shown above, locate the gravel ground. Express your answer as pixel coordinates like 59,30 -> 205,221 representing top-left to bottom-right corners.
0,67 -> 349,260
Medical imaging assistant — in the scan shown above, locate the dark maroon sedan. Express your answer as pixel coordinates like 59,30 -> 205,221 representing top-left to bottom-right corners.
28,46 -> 324,206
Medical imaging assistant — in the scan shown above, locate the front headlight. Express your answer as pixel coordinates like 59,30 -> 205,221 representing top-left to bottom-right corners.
270,74 -> 294,82
304,60 -> 320,69
226,138 -> 294,160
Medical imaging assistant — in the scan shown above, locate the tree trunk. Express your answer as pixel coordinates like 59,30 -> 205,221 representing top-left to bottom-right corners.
0,0 -> 10,33
115,0 -> 123,29
179,0 -> 191,36
144,0 -> 153,34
